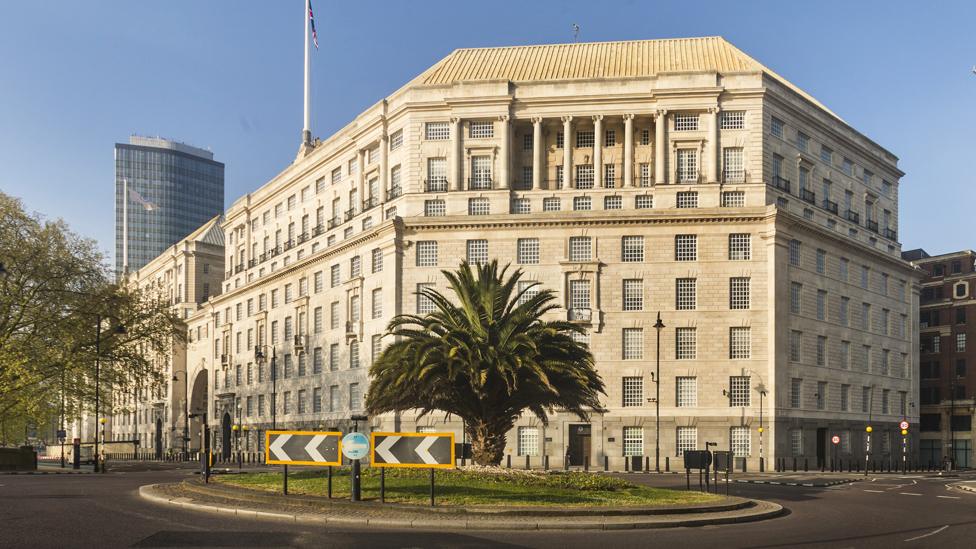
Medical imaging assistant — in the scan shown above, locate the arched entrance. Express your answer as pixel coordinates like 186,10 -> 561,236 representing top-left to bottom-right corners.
188,368 -> 209,452
154,418 -> 163,458
221,412 -> 232,459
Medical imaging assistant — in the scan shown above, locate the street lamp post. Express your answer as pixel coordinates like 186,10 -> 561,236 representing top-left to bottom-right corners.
757,386 -> 767,472
91,311 -> 125,473
653,312 -> 665,473
173,372 -> 189,457
865,385 -> 875,477
254,345 -> 278,430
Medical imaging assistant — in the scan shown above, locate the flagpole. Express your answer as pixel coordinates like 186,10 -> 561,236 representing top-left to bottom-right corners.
302,0 -> 311,146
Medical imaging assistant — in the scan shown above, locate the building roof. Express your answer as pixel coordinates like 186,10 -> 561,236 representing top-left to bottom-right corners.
184,215 -> 224,247
413,36 -> 839,120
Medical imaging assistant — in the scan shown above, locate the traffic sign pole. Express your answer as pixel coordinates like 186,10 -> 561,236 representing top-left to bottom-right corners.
340,431 -> 370,503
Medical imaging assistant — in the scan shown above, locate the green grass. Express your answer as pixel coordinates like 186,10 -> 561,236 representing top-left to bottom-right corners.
214,467 -> 723,507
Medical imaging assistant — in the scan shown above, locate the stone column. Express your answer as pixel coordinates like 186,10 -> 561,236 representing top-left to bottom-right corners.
562,116 -> 573,188
356,149 -> 366,209
623,114 -> 634,188
593,115 -> 603,188
450,117 -> 462,191
708,107 -> 720,184
532,117 -> 543,190
655,110 -> 667,184
498,115 -> 511,190
379,134 -> 389,203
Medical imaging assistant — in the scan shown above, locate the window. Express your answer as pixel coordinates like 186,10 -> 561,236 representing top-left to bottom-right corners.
728,234 -> 751,260
820,145 -> 832,164
604,195 -> 622,209
349,341 -> 360,369
518,427 -> 539,457
840,297 -> 849,326
330,343 -> 339,371
815,249 -> 827,274
466,239 -> 488,265
842,158 -> 853,176
622,236 -> 644,262
817,336 -> 827,366
676,327 -> 696,359
372,288 -> 383,319
721,111 -> 745,130
330,265 -> 340,288
416,241 -> 438,266
424,199 -> 445,216
958,333 -> 967,352
622,376 -> 644,406
771,117 -> 784,138
639,128 -> 650,145
417,283 -> 435,314
790,282 -> 802,314
313,347 -> 323,374
604,164 -> 617,188
371,248 -> 383,273
677,427 -> 697,455
797,132 -> 809,152
569,279 -> 591,312
723,148 -> 744,182
514,238 -> 540,265
730,327 -> 751,359
542,197 -> 561,211
790,430 -> 803,457
639,163 -> 651,187
350,256 -> 361,278
730,426 -> 751,457
862,386 -> 871,413
349,383 -> 362,410
575,164 -> 594,189
816,290 -> 827,321
389,128 -> 403,150
425,121 -> 449,140
468,197 -> 490,215
636,194 -> 654,209
576,130 -> 594,148
569,236 -> 592,262
860,265 -> 869,289
789,239 -> 801,266
676,191 -> 698,208
677,149 -> 698,182
622,427 -> 643,457
623,279 -> 643,311
522,133 -> 533,151
729,277 -> 750,310
328,385 -> 338,412
729,376 -> 750,406
623,328 -> 643,360
470,156 -> 492,190
675,114 -> 699,131
881,389 -> 890,414
469,121 -> 493,138
721,191 -> 745,207
790,378 -> 802,408
517,280 -> 539,306
283,391 -> 291,414
861,302 -> 871,331
675,235 -> 697,261
511,197 -> 530,214
676,377 -> 697,407
604,129 -> 616,147
298,389 -> 307,414
573,196 -> 592,210
676,278 -> 697,310
790,331 -> 802,362
330,301 -> 339,329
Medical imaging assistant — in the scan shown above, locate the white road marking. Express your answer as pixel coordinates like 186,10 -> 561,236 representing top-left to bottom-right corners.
269,434 -> 291,461
305,434 -> 327,462
899,492 -> 923,496
937,496 -> 960,499
375,435 -> 400,464
863,489 -> 884,493
903,525 -> 948,542
415,436 -> 438,464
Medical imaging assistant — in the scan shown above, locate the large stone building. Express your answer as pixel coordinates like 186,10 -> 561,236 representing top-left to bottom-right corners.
174,37 -> 917,470
905,249 -> 976,468
98,216 -> 224,454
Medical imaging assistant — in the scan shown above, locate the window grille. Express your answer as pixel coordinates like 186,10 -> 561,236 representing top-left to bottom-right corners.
469,121 -> 493,138
468,197 -> 490,215
425,122 -> 449,140
622,376 -> 644,406
676,377 -> 697,407
675,114 -> 699,131
416,241 -> 438,266
676,278 -> 697,310
466,239 -> 488,265
721,111 -> 745,129
517,238 -> 540,264
730,327 -> 751,359
676,327 -> 696,359
676,191 -> 698,208
623,328 -> 643,360
623,279 -> 643,311
675,234 -> 697,261
569,237 -> 591,261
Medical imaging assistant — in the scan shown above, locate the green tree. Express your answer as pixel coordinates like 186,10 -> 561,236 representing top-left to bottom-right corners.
366,261 -> 605,466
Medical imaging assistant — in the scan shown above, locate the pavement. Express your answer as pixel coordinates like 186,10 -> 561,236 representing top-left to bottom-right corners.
3,465 -> 976,548
138,478 -> 783,530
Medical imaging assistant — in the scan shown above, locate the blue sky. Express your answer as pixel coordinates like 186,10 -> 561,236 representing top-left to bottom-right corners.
1,1 -> 975,260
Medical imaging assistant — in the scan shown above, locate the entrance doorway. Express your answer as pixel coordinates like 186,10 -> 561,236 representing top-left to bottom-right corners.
816,427 -> 827,468
567,424 -> 591,466
221,413 -> 232,459
154,418 -> 163,458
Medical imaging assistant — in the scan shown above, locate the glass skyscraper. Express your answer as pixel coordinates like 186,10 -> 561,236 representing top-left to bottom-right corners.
114,136 -> 224,277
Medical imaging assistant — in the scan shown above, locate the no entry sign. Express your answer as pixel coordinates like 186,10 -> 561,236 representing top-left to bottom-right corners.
831,435 -> 840,445
899,420 -> 909,430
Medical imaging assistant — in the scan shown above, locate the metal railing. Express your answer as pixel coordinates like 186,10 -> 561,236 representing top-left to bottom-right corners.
866,219 -> 879,233
345,208 -> 357,222
468,177 -> 493,190
388,186 -> 402,198
722,170 -> 746,184
822,199 -> 838,214
883,227 -> 897,240
772,175 -> 791,192
362,197 -> 379,210
328,217 -> 341,229
845,209 -> 860,224
800,188 -> 816,204
312,224 -> 324,236
568,308 -> 592,322
425,177 -> 448,192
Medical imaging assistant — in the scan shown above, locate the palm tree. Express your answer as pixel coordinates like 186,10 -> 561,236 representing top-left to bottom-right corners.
366,260 -> 605,466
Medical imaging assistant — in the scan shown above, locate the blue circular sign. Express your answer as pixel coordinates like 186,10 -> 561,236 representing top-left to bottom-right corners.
342,432 -> 369,460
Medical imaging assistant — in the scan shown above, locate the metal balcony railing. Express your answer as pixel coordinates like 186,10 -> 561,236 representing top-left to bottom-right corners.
772,175 -> 791,193
800,188 -> 816,204
845,209 -> 860,224
866,219 -> 879,233
425,177 -> 448,192
312,224 -> 324,236
884,227 -> 897,240
722,169 -> 746,184
468,177 -> 493,190
388,186 -> 402,198
328,217 -> 341,229
822,199 -> 839,214
362,197 -> 379,210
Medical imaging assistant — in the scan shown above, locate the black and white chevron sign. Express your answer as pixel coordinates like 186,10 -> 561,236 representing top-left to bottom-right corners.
265,430 -> 341,466
370,432 -> 455,469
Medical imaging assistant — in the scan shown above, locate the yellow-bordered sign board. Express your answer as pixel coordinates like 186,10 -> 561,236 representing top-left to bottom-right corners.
265,430 -> 342,466
370,432 -> 455,469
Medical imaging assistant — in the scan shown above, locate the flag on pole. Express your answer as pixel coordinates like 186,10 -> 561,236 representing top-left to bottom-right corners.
309,1 -> 319,49
129,188 -> 158,212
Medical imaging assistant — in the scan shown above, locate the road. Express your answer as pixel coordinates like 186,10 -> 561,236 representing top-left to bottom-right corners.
2,466 -> 976,548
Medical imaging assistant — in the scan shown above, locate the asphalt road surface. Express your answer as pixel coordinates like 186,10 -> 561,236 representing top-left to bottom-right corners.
3,466 -> 976,548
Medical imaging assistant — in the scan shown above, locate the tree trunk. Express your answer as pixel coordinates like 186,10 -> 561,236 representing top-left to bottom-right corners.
467,420 -> 508,466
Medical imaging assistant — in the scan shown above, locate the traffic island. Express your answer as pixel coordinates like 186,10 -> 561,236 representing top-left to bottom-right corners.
139,468 -> 785,530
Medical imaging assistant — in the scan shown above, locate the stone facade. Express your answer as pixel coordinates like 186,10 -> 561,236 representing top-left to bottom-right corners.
161,37 -> 917,470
